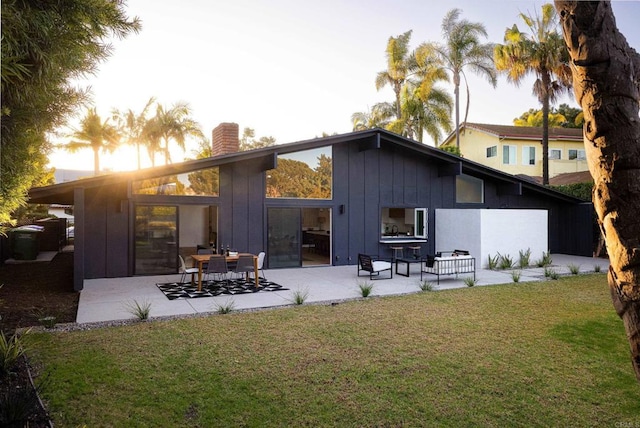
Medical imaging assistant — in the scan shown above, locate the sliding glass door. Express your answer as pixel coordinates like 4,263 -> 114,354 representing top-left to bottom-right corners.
134,205 -> 178,275
267,208 -> 301,268
267,207 -> 332,268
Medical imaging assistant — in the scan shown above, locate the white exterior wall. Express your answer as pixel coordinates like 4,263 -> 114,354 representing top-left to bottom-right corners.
435,209 -> 548,268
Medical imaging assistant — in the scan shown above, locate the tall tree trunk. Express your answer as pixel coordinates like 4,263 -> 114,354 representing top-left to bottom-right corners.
93,148 -> 100,175
541,72 -> 551,186
454,71 -> 461,149
555,0 -> 640,382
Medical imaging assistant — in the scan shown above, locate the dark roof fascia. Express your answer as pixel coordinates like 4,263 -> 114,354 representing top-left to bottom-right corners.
459,157 -> 586,203
28,128 -> 585,205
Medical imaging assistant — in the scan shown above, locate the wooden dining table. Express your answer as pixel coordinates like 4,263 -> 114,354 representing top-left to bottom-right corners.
191,253 -> 259,291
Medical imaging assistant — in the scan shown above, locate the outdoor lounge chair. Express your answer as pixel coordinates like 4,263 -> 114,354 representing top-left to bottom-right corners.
357,253 -> 393,280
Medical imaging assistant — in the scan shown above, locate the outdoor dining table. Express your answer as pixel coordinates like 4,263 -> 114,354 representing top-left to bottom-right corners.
191,253 -> 259,291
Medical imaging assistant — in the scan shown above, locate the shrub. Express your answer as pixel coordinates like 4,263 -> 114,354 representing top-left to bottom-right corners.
568,264 -> 580,275
215,299 -> 236,314
486,254 -> 499,270
544,267 -> 554,278
511,270 -> 521,283
536,251 -> 553,267
290,288 -> 310,305
124,300 -> 151,320
594,264 -> 601,273
518,248 -> 531,268
0,330 -> 30,376
498,253 -> 514,270
463,277 -> 476,287
358,281 -> 374,297
418,281 -> 436,292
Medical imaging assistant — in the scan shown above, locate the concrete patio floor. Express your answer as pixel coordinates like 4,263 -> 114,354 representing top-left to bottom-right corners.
76,254 -> 609,324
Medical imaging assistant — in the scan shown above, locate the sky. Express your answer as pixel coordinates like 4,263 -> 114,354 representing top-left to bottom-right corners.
48,0 -> 640,173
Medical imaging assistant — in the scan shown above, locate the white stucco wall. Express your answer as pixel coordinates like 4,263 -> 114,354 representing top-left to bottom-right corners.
435,209 -> 548,268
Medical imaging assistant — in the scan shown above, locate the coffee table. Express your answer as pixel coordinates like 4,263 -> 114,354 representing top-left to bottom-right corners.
395,257 -> 422,277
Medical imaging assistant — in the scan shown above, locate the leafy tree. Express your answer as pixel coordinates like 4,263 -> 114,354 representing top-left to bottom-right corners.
187,139 -> 219,196
0,0 -> 140,229
112,97 -> 156,169
144,102 -> 203,165
62,108 -> 120,174
513,105 -> 583,128
555,0 -> 640,381
555,103 -> 584,128
424,8 -> 497,149
494,3 -> 572,185
239,127 -> 276,151
439,145 -> 462,157
351,103 -> 394,131
266,157 -> 331,199
514,108 -> 567,127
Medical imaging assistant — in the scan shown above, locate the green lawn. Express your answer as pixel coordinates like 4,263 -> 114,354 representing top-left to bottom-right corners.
30,274 -> 639,427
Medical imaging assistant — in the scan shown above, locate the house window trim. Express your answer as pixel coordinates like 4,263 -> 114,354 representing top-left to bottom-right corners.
502,145 -> 517,165
568,148 -> 586,160
549,148 -> 562,160
522,146 -> 536,166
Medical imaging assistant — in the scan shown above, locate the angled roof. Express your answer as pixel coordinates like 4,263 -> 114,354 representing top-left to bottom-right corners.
28,128 -> 586,205
442,122 -> 583,145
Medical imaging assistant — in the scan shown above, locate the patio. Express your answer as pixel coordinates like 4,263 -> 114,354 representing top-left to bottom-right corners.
76,254 -> 609,324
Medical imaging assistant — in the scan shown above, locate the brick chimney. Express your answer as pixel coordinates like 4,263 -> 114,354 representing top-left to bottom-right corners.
211,122 -> 240,156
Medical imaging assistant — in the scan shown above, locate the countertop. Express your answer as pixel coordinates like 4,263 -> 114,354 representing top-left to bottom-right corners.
379,237 -> 427,244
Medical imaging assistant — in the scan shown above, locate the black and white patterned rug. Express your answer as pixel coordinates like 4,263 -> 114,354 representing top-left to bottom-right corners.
157,278 -> 288,300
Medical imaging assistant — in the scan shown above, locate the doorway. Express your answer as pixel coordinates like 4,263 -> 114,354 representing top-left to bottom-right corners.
267,207 -> 331,268
134,205 -> 178,275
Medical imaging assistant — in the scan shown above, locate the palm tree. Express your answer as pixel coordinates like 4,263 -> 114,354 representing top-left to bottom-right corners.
351,102 -> 393,131
64,107 -> 120,174
424,9 -> 497,150
145,102 -> 203,165
494,3 -> 572,185
375,30 -> 415,120
393,81 -> 453,143
112,97 -> 156,169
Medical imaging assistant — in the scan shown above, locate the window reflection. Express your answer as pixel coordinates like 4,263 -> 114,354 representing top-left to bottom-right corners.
266,147 -> 332,199
133,167 -> 220,196
456,174 -> 484,204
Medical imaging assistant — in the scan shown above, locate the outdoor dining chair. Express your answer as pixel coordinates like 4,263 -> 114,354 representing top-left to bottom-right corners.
204,255 -> 229,285
178,255 -> 199,284
231,254 -> 255,283
197,248 -> 214,270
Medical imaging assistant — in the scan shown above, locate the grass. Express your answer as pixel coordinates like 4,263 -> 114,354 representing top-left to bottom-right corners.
418,280 -> 436,291
27,275 -> 639,427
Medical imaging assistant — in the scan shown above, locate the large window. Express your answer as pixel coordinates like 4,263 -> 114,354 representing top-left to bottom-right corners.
503,145 -> 516,165
266,146 -> 332,199
133,167 -> 219,196
380,207 -> 427,239
456,174 -> 484,204
522,146 -> 536,165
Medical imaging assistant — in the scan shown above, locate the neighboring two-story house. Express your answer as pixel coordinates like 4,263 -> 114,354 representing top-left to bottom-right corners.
440,123 -> 587,180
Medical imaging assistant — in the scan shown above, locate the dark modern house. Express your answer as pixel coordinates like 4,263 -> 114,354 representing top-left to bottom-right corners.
28,123 -> 593,291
